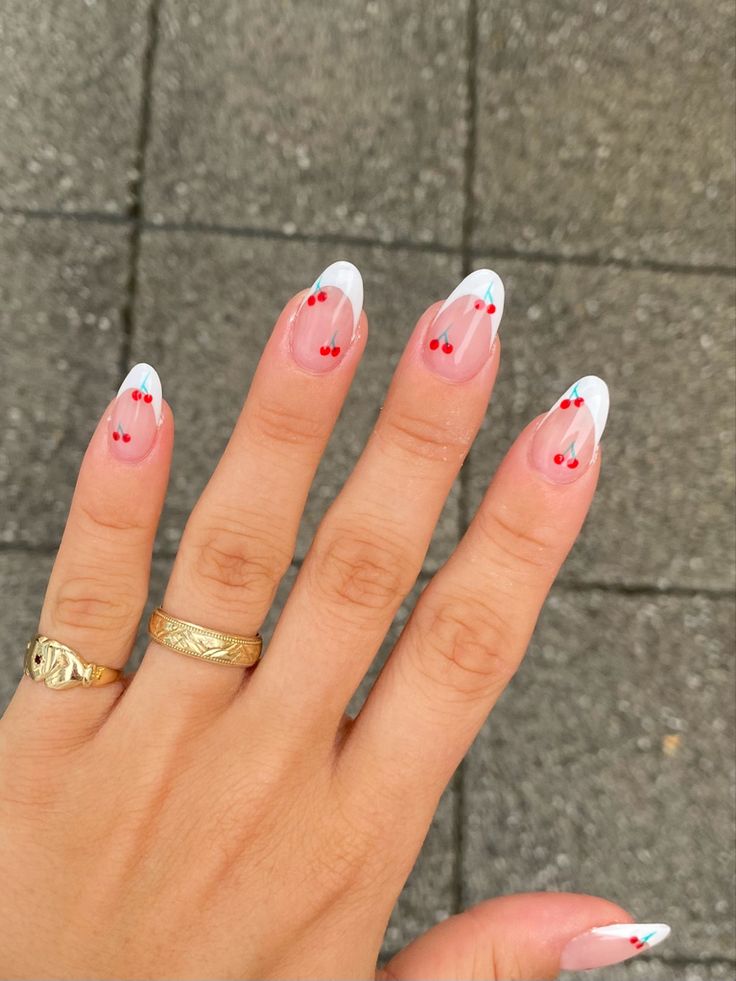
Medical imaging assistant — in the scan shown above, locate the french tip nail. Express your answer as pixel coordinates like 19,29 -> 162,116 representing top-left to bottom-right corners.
311,260 -> 363,329
560,922 -> 671,972
116,362 -> 163,425
438,268 -> 505,326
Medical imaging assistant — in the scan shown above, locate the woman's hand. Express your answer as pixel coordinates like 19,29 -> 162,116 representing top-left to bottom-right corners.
0,264 -> 666,979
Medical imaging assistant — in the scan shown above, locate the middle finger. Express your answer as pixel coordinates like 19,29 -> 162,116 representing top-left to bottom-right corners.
248,270 -> 505,734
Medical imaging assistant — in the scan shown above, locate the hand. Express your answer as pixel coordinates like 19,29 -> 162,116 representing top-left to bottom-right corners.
0,265 -> 665,979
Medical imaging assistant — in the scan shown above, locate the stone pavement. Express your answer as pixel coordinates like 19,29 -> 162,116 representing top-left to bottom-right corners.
1,2 -> 734,977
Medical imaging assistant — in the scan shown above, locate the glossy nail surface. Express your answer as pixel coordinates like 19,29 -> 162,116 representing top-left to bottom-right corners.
422,269 -> 505,381
530,375 -> 609,483
290,260 -> 363,373
108,363 -> 163,462
560,923 -> 671,972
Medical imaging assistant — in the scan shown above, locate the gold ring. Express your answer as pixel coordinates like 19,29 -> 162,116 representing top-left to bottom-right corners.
24,635 -> 121,690
147,607 -> 263,667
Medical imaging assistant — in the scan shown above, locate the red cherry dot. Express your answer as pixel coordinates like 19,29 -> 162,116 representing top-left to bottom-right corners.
307,295 -> 316,306
319,346 -> 330,356
122,433 -> 131,443
553,453 -> 564,464
629,938 -> 639,945
144,393 -> 153,403
331,346 -> 340,357
429,338 -> 440,350
132,389 -> 141,401
112,431 -> 120,441
567,458 -> 579,469
636,943 -> 645,950
487,303 -> 496,314
474,300 -> 483,310
317,290 -> 327,302
442,342 -> 453,354
560,398 -> 572,409
574,397 -> 584,407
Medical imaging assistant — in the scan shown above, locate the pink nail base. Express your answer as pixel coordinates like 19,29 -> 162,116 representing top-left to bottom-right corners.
108,388 -> 159,462
290,286 -> 355,373
422,294 -> 496,382
560,924 -> 671,972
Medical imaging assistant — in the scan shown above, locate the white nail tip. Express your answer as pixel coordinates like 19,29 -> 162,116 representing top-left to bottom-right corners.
438,268 -> 505,337
116,362 -> 163,424
591,923 -> 671,949
550,375 -> 610,446
311,260 -> 363,331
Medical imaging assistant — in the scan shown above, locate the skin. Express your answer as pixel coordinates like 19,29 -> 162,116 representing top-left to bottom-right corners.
0,290 -> 630,979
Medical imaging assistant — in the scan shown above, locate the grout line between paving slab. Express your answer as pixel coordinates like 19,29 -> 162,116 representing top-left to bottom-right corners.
119,0 -> 162,378
1,206 -> 734,279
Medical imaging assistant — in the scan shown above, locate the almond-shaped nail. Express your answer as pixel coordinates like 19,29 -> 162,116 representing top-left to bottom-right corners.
560,922 -> 671,972
422,269 -> 505,381
290,260 -> 363,373
108,362 -> 163,462
530,375 -> 609,483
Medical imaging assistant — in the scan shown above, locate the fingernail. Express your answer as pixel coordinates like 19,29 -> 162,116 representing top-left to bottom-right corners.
530,375 -> 609,483
108,362 -> 163,462
290,260 -> 363,373
560,923 -> 671,972
422,269 -> 505,382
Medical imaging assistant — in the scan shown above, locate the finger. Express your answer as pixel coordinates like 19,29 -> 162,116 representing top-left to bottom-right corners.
378,893 -> 669,979
248,271 -> 505,737
344,377 -> 610,798
132,261 -> 367,707
6,363 -> 172,735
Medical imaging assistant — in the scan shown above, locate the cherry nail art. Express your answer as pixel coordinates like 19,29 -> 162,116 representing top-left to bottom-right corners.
290,260 -> 363,373
422,269 -> 505,382
560,923 -> 671,972
108,363 -> 163,463
530,376 -> 609,484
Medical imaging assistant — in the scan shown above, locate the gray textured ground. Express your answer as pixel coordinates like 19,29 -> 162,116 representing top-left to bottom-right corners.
0,2 -> 734,978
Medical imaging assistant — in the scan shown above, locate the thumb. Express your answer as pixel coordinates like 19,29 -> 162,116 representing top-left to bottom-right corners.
377,893 -> 670,980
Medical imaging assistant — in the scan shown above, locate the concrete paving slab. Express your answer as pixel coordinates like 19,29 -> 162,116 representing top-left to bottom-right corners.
0,550 -> 55,711
146,0 -> 467,245
0,214 -> 129,547
565,956 -> 736,981
473,0 -> 736,268
467,258 -> 736,590
0,0 -> 149,213
132,231 -> 464,571
462,589 -> 736,962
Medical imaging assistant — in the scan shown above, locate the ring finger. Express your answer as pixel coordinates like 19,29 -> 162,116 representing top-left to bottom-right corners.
131,261 -> 367,707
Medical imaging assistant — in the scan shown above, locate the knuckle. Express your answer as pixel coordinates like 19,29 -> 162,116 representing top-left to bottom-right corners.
53,573 -> 143,634
410,590 -> 517,699
77,498 -> 149,538
311,527 -> 417,618
377,406 -> 472,464
475,503 -> 557,578
247,393 -> 327,450
193,525 -> 290,601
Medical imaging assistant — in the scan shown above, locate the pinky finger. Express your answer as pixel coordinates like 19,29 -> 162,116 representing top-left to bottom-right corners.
5,363 -> 173,733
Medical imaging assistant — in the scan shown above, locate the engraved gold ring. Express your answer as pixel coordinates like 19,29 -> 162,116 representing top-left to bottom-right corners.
147,607 -> 263,667
24,635 -> 121,690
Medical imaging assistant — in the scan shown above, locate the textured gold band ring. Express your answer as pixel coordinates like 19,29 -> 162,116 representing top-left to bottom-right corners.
24,635 -> 121,690
147,607 -> 263,667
